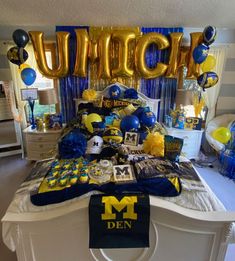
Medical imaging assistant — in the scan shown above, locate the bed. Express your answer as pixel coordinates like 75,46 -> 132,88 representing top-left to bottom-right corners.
2,84 -> 235,261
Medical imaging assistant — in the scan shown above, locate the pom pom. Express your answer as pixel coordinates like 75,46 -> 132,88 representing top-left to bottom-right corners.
58,129 -> 87,159
143,132 -> 164,157
82,89 -> 97,101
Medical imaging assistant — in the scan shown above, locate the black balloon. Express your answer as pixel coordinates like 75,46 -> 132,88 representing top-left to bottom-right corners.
12,29 -> 29,48
7,47 -> 28,66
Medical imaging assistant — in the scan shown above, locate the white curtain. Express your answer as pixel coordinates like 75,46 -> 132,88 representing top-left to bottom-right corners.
8,44 -> 38,129
202,46 -> 227,125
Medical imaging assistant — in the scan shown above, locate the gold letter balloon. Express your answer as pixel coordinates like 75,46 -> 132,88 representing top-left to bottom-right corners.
135,32 -> 169,79
73,29 -> 89,77
112,30 -> 136,78
29,31 -> 70,79
165,33 -> 183,78
98,32 -> 112,79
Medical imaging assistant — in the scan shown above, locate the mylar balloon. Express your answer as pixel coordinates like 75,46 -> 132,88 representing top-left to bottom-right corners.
193,43 -> 209,64
7,47 -> 28,66
197,71 -> 219,89
200,55 -> 216,72
12,29 -> 29,48
21,68 -> 37,86
203,26 -> 217,46
212,127 -> 231,144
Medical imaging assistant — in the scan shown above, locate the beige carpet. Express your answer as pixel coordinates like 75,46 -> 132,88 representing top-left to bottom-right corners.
0,155 -> 34,261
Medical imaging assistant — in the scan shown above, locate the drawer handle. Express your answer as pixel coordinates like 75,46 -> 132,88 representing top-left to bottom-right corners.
39,144 -> 43,148
37,137 -> 43,141
182,136 -> 189,139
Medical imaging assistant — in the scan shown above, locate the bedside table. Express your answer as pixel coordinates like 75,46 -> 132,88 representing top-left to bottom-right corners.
166,127 -> 204,159
23,126 -> 64,161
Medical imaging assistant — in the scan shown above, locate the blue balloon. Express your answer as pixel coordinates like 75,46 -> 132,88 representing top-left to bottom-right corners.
120,115 -> 140,132
109,84 -> 121,99
21,68 -> 36,86
13,29 -> 29,48
193,44 -> 209,64
203,26 -> 217,46
139,111 -> 156,127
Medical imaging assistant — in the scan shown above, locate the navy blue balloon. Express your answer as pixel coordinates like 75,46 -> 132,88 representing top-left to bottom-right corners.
197,71 -> 219,89
7,47 -> 28,66
120,115 -> 140,132
21,68 -> 36,86
109,84 -> 121,99
193,44 -> 209,64
139,111 -> 156,128
203,26 -> 217,46
13,29 -> 29,48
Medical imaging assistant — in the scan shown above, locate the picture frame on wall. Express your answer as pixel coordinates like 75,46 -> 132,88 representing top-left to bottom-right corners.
21,88 -> 38,101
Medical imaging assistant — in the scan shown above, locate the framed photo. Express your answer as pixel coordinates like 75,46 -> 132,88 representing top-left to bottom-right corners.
113,164 -> 135,183
124,132 -> 139,146
21,88 -> 38,101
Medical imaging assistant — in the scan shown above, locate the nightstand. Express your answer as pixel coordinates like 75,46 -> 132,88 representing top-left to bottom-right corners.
23,126 -> 64,161
166,127 -> 204,159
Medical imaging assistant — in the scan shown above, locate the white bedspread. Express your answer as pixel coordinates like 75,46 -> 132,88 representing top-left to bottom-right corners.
2,157 -> 234,252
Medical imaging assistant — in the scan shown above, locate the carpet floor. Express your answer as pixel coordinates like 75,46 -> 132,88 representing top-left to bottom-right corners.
0,155 -> 234,261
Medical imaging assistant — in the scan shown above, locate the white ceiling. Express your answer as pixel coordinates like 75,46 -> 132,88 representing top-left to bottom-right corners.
1,0 -> 235,39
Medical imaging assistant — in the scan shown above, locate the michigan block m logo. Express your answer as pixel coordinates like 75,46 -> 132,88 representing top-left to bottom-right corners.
101,196 -> 137,220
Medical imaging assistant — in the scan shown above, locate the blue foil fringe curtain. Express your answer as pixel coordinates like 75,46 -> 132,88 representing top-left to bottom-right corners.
141,27 -> 183,122
56,26 -> 183,123
56,26 -> 89,123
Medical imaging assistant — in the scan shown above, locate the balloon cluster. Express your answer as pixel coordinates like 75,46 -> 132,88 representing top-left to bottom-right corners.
193,26 -> 218,90
7,29 -> 36,86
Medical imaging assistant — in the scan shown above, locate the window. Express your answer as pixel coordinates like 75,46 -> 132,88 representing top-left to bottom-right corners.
178,66 -> 207,121
26,44 -> 59,122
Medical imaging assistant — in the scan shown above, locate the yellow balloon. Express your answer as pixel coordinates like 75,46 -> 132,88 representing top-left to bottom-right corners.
85,113 -> 102,133
29,31 -> 70,79
201,55 -> 216,72
18,63 -> 30,73
135,32 -> 169,79
212,127 -> 231,144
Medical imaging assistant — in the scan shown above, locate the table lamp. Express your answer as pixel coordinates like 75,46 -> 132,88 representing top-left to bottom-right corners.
38,88 -> 58,113
175,89 -> 192,108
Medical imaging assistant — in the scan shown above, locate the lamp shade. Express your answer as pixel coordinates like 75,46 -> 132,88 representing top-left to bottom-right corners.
38,88 -> 58,105
175,89 -> 192,107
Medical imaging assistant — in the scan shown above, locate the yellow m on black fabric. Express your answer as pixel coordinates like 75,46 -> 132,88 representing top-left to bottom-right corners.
89,194 -> 150,248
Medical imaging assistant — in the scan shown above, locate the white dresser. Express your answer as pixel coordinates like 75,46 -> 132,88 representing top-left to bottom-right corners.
166,127 -> 203,159
23,126 -> 64,161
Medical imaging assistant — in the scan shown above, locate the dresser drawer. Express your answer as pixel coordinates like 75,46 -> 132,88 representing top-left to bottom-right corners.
26,142 -> 57,152
27,149 -> 56,161
26,133 -> 61,143
166,127 -> 203,159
